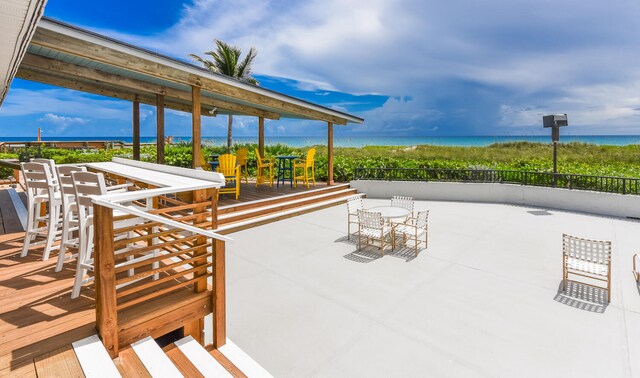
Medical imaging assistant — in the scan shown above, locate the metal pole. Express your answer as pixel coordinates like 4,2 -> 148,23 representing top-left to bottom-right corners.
553,140 -> 558,187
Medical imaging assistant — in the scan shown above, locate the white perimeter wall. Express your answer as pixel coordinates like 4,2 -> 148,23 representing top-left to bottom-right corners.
350,180 -> 640,219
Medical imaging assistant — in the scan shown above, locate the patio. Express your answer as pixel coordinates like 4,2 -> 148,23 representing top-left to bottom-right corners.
225,198 -> 640,377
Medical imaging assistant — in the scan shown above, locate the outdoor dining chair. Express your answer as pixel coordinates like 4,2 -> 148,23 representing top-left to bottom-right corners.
236,148 -> 249,184
293,147 -> 316,188
391,195 -> 415,219
562,233 -> 612,303
70,171 -> 158,299
346,195 -> 363,240
357,209 -> 393,256
216,153 -> 241,199
198,154 -> 212,171
254,148 -> 274,187
394,210 -> 429,257
20,161 -> 62,261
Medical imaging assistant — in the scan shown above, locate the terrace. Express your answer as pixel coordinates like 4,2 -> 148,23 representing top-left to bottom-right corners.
224,198 -> 640,377
3,195 -> 639,376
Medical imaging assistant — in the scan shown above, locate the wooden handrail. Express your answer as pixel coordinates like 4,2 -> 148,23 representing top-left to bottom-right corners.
93,186 -> 226,358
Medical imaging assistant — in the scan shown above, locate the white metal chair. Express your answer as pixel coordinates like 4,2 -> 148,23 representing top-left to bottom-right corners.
562,233 -> 612,303
70,171 -> 157,299
394,210 -> 429,257
20,161 -> 63,260
357,209 -> 393,256
346,196 -> 363,240
54,165 -> 86,271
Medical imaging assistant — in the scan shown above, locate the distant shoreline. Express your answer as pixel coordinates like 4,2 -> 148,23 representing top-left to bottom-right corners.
2,135 -> 640,147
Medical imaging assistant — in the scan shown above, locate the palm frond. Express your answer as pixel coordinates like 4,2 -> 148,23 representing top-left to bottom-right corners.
190,39 -> 258,84
237,47 -> 258,84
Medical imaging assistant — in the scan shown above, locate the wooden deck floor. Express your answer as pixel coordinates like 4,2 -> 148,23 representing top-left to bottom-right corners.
0,182 -> 334,375
0,232 -> 96,376
217,180 -> 327,206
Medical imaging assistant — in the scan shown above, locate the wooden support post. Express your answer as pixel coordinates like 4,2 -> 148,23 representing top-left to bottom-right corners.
132,99 -> 140,161
183,188 -> 210,344
94,205 -> 118,358
213,238 -> 226,348
258,117 -> 265,158
192,86 -> 202,169
211,188 -> 219,230
327,122 -> 334,185
156,94 -> 165,164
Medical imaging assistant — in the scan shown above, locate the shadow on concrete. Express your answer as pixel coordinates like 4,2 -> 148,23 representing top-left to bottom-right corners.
334,235 -> 357,246
553,281 -> 608,313
343,247 -> 383,263
527,209 -> 553,216
385,247 -> 419,262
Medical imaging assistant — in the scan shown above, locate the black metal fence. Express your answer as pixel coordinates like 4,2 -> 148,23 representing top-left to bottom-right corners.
353,167 -> 640,195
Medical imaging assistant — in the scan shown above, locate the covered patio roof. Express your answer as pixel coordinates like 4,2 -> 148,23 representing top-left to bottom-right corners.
0,0 -> 46,104
13,17 -> 364,125
1,14 -> 364,183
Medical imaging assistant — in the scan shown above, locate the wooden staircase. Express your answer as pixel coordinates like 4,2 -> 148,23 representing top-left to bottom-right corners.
34,334 -> 272,377
216,183 -> 363,234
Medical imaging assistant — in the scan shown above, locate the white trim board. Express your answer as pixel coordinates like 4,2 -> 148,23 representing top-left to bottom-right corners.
131,336 -> 183,378
72,334 -> 121,378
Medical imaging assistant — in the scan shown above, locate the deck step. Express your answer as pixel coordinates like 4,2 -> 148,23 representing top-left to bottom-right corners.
113,346 -> 152,377
218,339 -> 273,378
34,345 -> 85,378
131,336 -> 183,378
218,183 -> 351,214
163,343 -> 206,378
72,334 -> 122,377
175,336 -> 232,377
218,187 -> 358,224
216,192 -> 365,234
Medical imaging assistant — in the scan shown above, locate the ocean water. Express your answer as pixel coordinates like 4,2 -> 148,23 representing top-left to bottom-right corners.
2,135 -> 640,147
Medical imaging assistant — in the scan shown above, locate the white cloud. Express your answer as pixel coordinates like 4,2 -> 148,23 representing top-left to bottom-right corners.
78,0 -> 640,133
38,113 -> 88,132
4,0 -> 639,136
2,88 -> 130,119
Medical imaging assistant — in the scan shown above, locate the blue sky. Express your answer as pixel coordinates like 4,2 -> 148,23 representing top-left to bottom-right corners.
2,0 -> 640,138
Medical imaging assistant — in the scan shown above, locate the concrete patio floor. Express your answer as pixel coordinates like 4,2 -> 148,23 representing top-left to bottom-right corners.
224,199 -> 640,377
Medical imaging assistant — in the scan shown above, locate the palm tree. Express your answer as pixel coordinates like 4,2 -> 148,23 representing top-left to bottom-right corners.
189,40 -> 259,152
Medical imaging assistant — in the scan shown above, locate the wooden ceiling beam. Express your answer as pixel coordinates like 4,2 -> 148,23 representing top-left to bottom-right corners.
15,67 -> 215,116
20,53 -> 281,120
30,28 -> 348,125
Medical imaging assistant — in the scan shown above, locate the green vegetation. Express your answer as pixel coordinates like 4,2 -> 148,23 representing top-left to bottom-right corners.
2,142 -> 639,182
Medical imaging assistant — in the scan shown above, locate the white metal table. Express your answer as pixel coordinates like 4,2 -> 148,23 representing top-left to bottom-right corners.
368,206 -> 410,220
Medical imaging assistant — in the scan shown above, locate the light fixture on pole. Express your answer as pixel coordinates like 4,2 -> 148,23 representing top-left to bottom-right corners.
542,114 -> 568,186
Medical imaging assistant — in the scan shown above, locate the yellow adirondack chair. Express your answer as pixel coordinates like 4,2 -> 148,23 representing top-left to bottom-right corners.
254,148 -> 274,187
236,148 -> 249,184
198,154 -> 212,171
294,147 -> 316,188
216,154 -> 240,199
